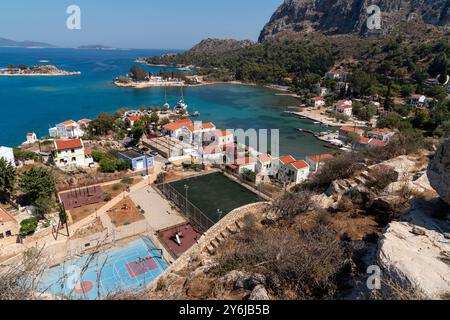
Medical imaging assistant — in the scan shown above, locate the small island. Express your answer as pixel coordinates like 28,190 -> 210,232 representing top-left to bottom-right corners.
0,64 -> 81,77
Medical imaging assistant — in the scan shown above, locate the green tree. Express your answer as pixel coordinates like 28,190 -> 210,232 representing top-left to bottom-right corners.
33,197 -> 54,219
0,158 -> 16,198
20,218 -> 38,236
129,65 -> 148,82
99,158 -> 118,173
89,112 -> 115,136
20,167 -> 56,204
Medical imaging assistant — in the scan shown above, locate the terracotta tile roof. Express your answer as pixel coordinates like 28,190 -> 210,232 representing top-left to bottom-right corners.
291,160 -> 309,170
258,154 -> 272,163
340,126 -> 364,136
61,120 -> 77,126
358,137 -> 386,147
311,97 -> 324,101
0,208 -> 16,224
201,122 -> 216,130
27,133 -> 34,137
236,157 -> 256,166
210,129 -> 233,137
55,139 -> 83,150
307,154 -> 335,163
127,115 -> 141,122
84,149 -> 92,156
368,138 -> 386,147
279,155 -> 296,165
368,128 -> 394,136
78,119 -> 91,125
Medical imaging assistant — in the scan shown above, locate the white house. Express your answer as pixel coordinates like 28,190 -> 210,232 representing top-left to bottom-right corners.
276,155 -> 296,184
315,85 -> 328,97
235,157 -> 257,174
306,154 -> 335,173
332,100 -> 353,117
162,119 -> 216,144
53,139 -> 94,168
49,119 -> 90,139
325,71 -> 349,82
256,154 -> 274,176
367,128 -> 396,142
277,155 -> 310,185
311,97 -> 326,108
0,147 -> 15,167
204,129 -> 234,147
409,95 -> 434,108
25,132 -> 37,144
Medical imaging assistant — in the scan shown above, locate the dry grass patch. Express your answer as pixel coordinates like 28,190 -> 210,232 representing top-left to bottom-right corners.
107,197 -> 144,227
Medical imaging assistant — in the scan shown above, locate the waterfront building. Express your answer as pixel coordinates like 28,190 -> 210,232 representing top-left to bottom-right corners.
353,136 -> 386,150
311,97 -> 326,108
0,146 -> 15,167
306,154 -> 335,172
256,154 -> 274,176
332,100 -> 353,116
53,139 -> 94,168
276,155 -> 310,185
339,126 -> 364,142
49,119 -> 90,139
25,132 -> 37,144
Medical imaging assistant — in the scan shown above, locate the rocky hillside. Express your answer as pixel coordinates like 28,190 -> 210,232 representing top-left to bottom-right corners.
188,38 -> 255,55
259,0 -> 450,41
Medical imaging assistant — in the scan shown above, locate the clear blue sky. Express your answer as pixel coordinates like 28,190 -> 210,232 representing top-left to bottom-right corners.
0,0 -> 282,49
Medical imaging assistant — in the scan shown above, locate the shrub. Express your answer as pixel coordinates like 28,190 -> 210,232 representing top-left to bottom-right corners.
112,184 -> 121,191
104,193 -> 112,202
99,158 -> 117,173
271,190 -> 316,218
241,169 -> 256,182
214,223 -> 345,299
366,165 -> 399,192
309,152 -> 365,189
121,178 -> 134,185
20,218 -> 38,236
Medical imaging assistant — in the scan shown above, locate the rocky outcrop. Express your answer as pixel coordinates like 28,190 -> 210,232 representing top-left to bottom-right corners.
188,38 -> 255,55
428,139 -> 450,206
259,0 -> 450,42
377,195 -> 450,299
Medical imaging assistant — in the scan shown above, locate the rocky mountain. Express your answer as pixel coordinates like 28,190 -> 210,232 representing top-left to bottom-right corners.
259,0 -> 450,42
188,38 -> 255,55
0,37 -> 54,48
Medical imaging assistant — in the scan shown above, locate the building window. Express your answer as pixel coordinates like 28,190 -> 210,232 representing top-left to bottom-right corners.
5,231 -> 11,237
72,157 -> 76,162
0,233 -> 4,239
71,149 -> 75,153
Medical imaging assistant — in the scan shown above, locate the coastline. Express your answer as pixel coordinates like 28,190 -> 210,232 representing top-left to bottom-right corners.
113,79 -> 255,89
0,71 -> 81,77
287,110 -> 367,128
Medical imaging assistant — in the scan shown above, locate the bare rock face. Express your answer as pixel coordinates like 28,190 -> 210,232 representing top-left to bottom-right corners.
428,139 -> 450,205
259,0 -> 450,42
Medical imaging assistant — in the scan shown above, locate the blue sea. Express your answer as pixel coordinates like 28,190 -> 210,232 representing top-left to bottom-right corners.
0,47 -> 331,159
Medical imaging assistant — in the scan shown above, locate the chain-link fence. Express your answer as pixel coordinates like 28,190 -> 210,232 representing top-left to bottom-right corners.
156,183 -> 215,233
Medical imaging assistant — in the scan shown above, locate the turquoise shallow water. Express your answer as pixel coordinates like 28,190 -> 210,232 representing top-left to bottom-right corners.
0,48 -> 331,159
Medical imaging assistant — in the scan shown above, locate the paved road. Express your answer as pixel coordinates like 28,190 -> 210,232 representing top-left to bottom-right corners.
130,186 -> 186,231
